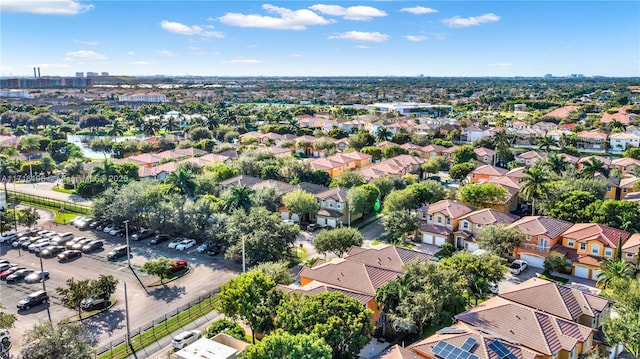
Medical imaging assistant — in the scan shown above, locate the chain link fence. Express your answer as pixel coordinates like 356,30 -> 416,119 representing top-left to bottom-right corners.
7,190 -> 91,214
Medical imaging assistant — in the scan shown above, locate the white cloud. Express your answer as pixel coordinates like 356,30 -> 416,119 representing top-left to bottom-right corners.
156,50 -> 179,57
131,61 -> 159,66
223,59 -> 263,64
329,31 -> 389,43
187,46 -> 201,51
432,33 -> 446,40
405,35 -> 427,42
73,39 -> 98,46
290,53 -> 303,58
65,50 -> 107,60
399,6 -> 438,15
0,66 -> 11,71
1,0 -> 93,15
219,4 -> 332,30
160,20 -> 224,38
127,51 -> 135,56
489,63 -> 513,67
442,13 -> 500,28
309,4 -> 386,21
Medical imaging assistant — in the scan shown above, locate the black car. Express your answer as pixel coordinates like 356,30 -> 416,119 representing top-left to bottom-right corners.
107,245 -> 129,260
206,244 -> 223,256
150,234 -> 171,245
82,240 -> 104,253
17,290 -> 48,310
58,250 -> 82,262
131,229 -> 154,241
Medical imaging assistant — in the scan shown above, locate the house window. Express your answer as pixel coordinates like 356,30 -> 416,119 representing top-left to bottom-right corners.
591,245 -> 600,255
624,166 -> 627,171
623,188 -> 628,193
462,222 -> 469,229
580,243 -> 587,251
627,252 -> 635,258
605,248 -> 613,257
322,200 -> 326,206
526,235 -> 531,241
437,217 -> 442,224
567,239 -> 575,247
329,202 -> 334,208
607,186 -> 612,192
446,218 -> 451,225
337,203 -> 342,209
429,215 -> 433,221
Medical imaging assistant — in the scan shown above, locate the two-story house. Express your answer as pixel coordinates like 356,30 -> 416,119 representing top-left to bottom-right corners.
576,131 -> 608,152
474,147 -> 496,165
417,200 -> 475,246
610,157 -> 640,176
314,187 -> 359,228
516,150 -> 546,167
468,165 -> 508,184
622,233 -> 640,269
509,216 -> 574,269
552,223 -> 630,280
455,209 -> 520,251
609,132 -> 640,153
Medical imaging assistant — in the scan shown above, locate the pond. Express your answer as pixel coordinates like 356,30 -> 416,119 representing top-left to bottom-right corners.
67,135 -> 148,159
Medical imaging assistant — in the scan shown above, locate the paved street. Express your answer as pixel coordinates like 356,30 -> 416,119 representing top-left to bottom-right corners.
9,181 -> 93,204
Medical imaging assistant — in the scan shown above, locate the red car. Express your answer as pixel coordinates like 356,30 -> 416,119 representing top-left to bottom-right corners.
169,260 -> 188,274
0,266 -> 26,280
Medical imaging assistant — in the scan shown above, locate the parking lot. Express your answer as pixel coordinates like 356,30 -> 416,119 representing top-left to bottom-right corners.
0,222 -> 238,354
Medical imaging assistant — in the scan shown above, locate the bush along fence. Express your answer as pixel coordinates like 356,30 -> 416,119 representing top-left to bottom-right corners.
6,190 -> 91,215
94,289 -> 219,359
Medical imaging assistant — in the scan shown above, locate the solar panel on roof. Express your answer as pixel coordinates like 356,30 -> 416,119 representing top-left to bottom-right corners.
488,341 -> 516,359
433,341 -> 479,359
461,338 -> 477,351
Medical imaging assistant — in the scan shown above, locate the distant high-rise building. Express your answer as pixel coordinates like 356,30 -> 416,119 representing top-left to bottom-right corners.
86,71 -> 99,77
544,74 -> 553,78
101,72 -> 109,76
75,72 -> 84,78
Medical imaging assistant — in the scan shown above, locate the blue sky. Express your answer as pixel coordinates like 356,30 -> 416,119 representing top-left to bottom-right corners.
1,1 -> 639,77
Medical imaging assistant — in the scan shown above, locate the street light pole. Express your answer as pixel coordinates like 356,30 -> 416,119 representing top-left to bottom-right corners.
242,236 -> 246,273
124,282 -> 131,346
39,252 -> 46,293
124,220 -> 130,268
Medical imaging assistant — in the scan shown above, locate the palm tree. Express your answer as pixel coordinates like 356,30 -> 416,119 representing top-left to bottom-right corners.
92,161 -> 118,179
596,259 -> 633,289
609,119 -> 626,132
142,118 -> 161,136
537,135 -> 557,153
64,158 -> 86,190
519,166 -> 551,215
20,135 -> 40,179
375,126 -> 392,142
40,156 -> 55,176
0,156 -> 17,216
166,167 -> 196,198
163,116 -> 179,132
108,119 -> 125,141
492,129 -> 513,165
225,185 -> 255,214
544,152 -> 569,176
581,157 -> 609,178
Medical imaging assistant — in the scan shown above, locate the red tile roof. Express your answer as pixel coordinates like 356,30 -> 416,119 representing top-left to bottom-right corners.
561,223 -> 630,248
417,200 -> 475,219
508,216 -> 574,239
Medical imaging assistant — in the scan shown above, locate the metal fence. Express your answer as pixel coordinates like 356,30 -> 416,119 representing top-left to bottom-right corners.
94,289 -> 219,359
6,191 -> 91,215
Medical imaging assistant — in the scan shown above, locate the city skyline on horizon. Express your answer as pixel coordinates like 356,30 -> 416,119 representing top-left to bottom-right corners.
1,1 -> 639,78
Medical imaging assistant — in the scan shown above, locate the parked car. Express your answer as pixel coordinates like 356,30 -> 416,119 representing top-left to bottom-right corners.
90,220 -> 107,229
39,245 -> 65,258
167,238 -> 182,249
150,234 -> 171,245
0,266 -> 25,280
110,228 -> 126,237
28,240 -> 52,252
109,226 -> 124,236
103,223 -> 116,233
17,290 -> 49,310
131,229 -> 153,241
306,223 -> 319,232
75,218 -> 92,230
196,242 -> 210,253
0,328 -> 9,344
0,263 -> 16,272
489,282 -> 499,295
82,240 -> 104,253
0,260 -> 10,266
81,297 -> 107,311
6,269 -> 35,283
206,245 -> 223,256
72,238 -> 93,251
107,245 -> 129,260
58,250 -> 82,262
24,271 -> 49,284
171,330 -> 201,349
176,239 -> 196,251
0,232 -> 18,243
65,237 -> 86,250
169,259 -> 188,274
32,242 -> 55,255
509,260 -> 528,275
69,216 -> 85,226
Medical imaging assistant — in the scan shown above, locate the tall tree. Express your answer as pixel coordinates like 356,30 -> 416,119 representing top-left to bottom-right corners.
519,166 -> 550,215
140,257 -> 174,281
477,224 -> 522,258
544,152 -> 569,176
313,227 -> 364,257
537,135 -> 557,153
282,189 -> 319,224
383,210 -> 419,241
20,135 -> 40,178
215,271 -> 280,344
21,321 -> 93,359
439,252 -> 506,305
56,278 -> 93,318
166,167 -> 197,198
224,185 -> 255,214
459,182 -> 508,208
242,331 -> 332,359
595,259 -> 634,289
108,119 -> 125,140
275,291 -> 373,359
581,157 -> 609,178
375,126 -> 392,142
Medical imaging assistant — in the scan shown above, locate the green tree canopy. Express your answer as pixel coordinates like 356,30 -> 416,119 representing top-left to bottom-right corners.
21,321 -> 93,359
477,224 -> 522,258
313,227 -> 364,257
283,189 -> 320,222
383,210 -> 419,241
242,330 -> 332,359
545,190 -> 599,223
459,182 -> 507,208
250,261 -> 294,285
453,145 -> 477,164
439,251 -> 506,304
140,257 -> 174,281
449,162 -> 476,181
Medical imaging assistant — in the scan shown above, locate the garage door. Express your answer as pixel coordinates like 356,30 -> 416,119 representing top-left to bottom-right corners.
435,236 -> 446,246
467,243 -> 479,252
422,234 -> 434,245
574,265 -> 590,279
317,217 -> 327,226
281,212 -> 290,220
519,254 -> 545,269
327,219 -> 337,228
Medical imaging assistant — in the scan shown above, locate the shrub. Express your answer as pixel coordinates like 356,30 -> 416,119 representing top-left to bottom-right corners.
206,319 -> 246,341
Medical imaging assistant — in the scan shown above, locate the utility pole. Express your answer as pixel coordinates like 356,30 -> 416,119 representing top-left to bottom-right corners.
242,236 -> 246,273
124,282 -> 131,346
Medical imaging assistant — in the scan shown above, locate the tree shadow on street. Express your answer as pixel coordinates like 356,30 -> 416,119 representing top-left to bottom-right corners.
81,308 -> 126,346
149,285 -> 186,303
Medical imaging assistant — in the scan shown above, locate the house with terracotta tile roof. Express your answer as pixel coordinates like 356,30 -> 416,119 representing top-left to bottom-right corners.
553,223 -> 630,280
576,131 -> 608,152
468,165 -> 508,184
509,216 -> 574,269
291,245 -> 432,325
122,153 -> 163,168
455,296 -> 595,359
609,132 -> 640,153
610,157 -> 640,176
478,175 -> 522,212
505,166 -> 527,181
417,200 -> 475,246
577,156 -> 612,171
441,146 -> 459,163
516,151 -> 546,167
618,175 -> 640,199
218,175 -> 262,192
600,106 -> 637,127
309,157 -> 344,177
422,144 -> 447,158
533,121 -> 558,132
455,209 -> 520,251
474,147 -> 496,165
621,233 -> 640,268
543,105 -> 579,120
314,186 -> 359,227
379,344 -> 419,359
